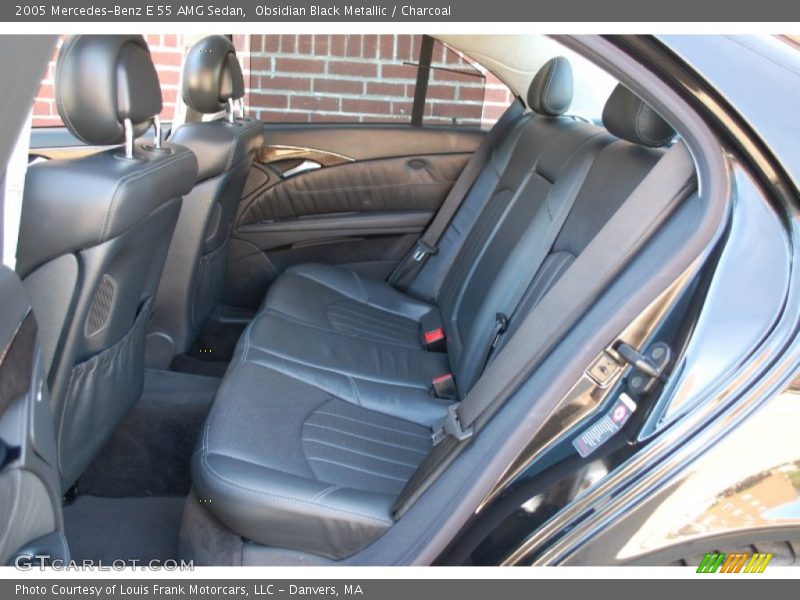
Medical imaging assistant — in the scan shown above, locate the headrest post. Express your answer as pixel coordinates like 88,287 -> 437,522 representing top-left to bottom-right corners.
153,115 -> 162,149
123,118 -> 134,158
237,98 -> 245,120
227,98 -> 236,124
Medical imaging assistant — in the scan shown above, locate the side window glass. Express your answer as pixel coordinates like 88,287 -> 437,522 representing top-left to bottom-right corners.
235,35 -> 515,130
422,40 -> 515,129
238,34 -> 422,123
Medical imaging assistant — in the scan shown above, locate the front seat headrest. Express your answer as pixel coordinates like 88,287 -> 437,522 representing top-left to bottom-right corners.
55,35 -> 162,146
602,84 -> 675,147
527,56 -> 573,116
182,35 -> 245,114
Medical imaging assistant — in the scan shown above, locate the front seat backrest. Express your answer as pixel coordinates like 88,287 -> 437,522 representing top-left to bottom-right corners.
147,35 -> 263,366
16,35 -> 198,489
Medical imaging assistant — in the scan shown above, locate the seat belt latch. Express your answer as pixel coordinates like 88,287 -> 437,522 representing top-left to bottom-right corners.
411,240 -> 438,262
432,372 -> 457,400
432,402 -> 474,445
423,327 -> 446,351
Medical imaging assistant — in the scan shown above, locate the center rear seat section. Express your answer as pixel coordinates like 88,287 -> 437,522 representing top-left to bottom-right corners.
192,58 -> 682,560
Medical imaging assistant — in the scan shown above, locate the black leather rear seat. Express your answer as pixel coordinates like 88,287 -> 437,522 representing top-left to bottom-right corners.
192,60 -> 679,560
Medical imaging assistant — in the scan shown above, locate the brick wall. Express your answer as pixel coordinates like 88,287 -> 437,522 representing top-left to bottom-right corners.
32,35 -> 513,129
237,34 -> 514,127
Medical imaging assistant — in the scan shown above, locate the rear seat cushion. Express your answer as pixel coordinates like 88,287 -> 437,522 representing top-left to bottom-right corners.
263,263 -> 440,349
241,309 -> 452,426
193,360 -> 431,559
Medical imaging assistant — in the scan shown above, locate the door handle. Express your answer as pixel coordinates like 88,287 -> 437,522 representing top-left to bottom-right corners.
281,160 -> 323,178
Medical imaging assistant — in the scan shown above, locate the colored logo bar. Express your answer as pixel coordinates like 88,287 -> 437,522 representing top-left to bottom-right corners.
696,552 -> 773,573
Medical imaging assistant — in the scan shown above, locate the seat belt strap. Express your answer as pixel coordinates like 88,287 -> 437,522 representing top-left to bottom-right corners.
393,142 -> 695,516
2,111 -> 32,270
389,98 -> 525,290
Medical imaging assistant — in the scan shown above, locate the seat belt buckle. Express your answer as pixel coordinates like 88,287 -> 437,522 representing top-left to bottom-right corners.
411,241 -> 438,262
423,327 -> 446,352
432,372 -> 457,399
432,402 -> 474,445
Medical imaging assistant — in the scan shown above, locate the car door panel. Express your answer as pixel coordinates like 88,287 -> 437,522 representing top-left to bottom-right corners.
259,124 -> 484,160
224,125 -> 482,308
238,153 -> 469,223
0,267 -> 66,566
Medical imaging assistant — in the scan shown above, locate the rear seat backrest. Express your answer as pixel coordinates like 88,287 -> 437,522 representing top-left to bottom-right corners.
407,57 -> 578,302
429,80 -> 677,394
441,124 -> 612,391
492,83 -> 677,361
404,57 -> 612,393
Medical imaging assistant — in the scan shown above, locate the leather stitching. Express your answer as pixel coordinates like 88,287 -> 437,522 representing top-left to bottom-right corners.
201,394 -> 393,525
302,456 -> 412,480
634,101 -> 672,147
286,267 -> 434,319
350,270 -> 368,302
243,338 -> 438,406
224,119 -> 260,172
54,38 -> 92,145
347,376 -> 362,407
256,308 -> 423,352
199,453 -> 394,527
310,411 -> 431,440
303,434 -> 422,467
100,150 -> 192,242
302,425 -> 429,455
310,485 -> 339,503
541,58 -> 560,115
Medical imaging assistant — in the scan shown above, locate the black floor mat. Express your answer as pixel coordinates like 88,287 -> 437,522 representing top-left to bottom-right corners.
64,496 -> 185,562
189,321 -> 246,361
169,354 -> 231,378
78,369 -> 219,497
170,321 -> 246,378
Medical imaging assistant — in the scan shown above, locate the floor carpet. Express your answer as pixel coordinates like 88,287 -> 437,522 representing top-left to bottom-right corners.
77,369 -> 219,497
64,495 -> 186,562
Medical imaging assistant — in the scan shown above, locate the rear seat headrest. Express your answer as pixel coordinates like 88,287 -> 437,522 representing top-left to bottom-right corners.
527,56 -> 573,116
602,84 -> 676,147
55,35 -> 163,146
182,35 -> 245,114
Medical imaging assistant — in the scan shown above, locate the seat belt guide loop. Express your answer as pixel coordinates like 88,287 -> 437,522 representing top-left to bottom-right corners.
432,402 -> 474,445
412,240 -> 438,262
